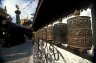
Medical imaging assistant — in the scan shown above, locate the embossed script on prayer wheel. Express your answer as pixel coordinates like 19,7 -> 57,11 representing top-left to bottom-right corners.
53,23 -> 67,44
67,16 -> 92,50
47,26 -> 54,41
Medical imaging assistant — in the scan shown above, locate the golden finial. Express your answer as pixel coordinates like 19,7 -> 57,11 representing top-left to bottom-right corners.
16,4 -> 19,9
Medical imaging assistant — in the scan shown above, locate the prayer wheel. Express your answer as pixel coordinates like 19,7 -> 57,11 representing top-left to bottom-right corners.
67,16 -> 92,51
53,23 -> 67,44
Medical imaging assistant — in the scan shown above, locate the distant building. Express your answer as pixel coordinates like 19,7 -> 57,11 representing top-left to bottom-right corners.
20,19 -> 28,25
20,18 -> 33,29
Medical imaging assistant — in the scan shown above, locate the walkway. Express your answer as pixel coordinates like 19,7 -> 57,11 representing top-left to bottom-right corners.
0,40 -> 33,63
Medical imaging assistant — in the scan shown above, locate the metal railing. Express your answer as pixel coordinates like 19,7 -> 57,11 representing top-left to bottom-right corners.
33,39 -> 66,63
32,37 -> 93,63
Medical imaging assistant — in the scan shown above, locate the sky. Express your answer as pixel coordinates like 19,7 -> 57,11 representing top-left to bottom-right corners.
0,0 -> 91,24
0,0 -> 39,23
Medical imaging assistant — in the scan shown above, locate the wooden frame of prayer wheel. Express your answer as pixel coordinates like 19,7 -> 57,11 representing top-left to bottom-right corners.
40,29 -> 43,39
42,28 -> 47,40
35,31 -> 39,40
38,29 -> 43,39
47,26 -> 54,41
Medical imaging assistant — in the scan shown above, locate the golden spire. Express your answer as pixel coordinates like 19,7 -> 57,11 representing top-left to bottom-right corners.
4,6 -> 7,13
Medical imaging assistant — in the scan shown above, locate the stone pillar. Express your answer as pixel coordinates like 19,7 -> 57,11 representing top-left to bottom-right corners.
91,1 -> 96,62
15,10 -> 21,24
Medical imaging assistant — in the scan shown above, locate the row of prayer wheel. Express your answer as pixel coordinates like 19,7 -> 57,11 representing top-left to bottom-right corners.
34,23 -> 67,44
34,16 -> 92,50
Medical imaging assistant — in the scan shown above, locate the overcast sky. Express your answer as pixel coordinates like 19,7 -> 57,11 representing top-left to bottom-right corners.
0,0 -> 91,24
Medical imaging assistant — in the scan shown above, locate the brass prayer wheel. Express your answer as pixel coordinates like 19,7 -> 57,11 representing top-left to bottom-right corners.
67,16 -> 92,50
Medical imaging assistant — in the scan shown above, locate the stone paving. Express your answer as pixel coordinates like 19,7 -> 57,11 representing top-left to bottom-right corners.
0,39 -> 33,63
